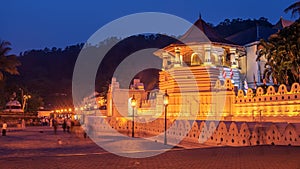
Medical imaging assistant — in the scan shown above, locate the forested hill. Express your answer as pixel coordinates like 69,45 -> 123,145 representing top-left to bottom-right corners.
213,17 -> 273,38
7,18 -> 274,109
9,35 -> 177,108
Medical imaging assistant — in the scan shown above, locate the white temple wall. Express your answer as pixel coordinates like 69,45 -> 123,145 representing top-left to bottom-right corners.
82,116 -> 300,147
245,43 -> 258,88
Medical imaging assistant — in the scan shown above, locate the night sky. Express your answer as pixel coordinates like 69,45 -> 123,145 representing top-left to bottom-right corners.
0,0 -> 297,54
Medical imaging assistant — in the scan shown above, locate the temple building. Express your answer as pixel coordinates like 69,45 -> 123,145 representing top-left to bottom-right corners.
93,17 -> 299,123
153,16 -> 245,119
155,16 -> 246,90
80,17 -> 300,148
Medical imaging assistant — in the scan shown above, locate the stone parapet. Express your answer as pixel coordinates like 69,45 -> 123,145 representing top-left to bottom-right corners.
83,117 -> 300,147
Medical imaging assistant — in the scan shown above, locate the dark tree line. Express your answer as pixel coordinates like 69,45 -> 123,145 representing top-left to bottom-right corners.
214,17 -> 273,38
7,34 -> 176,109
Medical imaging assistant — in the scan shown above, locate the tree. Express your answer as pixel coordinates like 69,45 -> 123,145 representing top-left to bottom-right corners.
284,1 -> 300,18
214,18 -> 273,38
26,94 -> 44,114
258,20 -> 300,85
0,40 -> 21,80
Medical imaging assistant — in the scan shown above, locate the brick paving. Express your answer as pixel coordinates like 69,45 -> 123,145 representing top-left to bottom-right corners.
0,126 -> 300,169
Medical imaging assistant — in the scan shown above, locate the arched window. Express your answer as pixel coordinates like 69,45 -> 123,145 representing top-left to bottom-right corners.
191,53 -> 202,66
211,53 -> 219,65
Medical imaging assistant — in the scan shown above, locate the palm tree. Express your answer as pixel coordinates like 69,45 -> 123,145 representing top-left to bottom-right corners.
258,19 -> 300,85
0,40 -> 21,80
284,1 -> 300,18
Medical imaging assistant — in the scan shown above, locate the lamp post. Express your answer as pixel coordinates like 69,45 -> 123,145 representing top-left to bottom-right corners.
22,94 -> 31,114
131,95 -> 136,138
163,90 -> 169,145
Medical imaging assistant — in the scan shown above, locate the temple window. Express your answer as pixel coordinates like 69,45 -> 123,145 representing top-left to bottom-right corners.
191,53 -> 202,66
211,53 -> 218,65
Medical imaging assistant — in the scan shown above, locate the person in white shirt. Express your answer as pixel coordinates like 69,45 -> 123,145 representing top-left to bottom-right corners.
2,121 -> 7,136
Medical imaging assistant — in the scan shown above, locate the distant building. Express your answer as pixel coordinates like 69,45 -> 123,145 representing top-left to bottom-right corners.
3,100 -> 23,113
226,17 -> 294,88
107,78 -> 149,117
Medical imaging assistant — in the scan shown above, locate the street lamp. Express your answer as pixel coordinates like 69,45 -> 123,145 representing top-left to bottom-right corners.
163,90 -> 169,145
22,94 -> 31,113
131,95 -> 136,138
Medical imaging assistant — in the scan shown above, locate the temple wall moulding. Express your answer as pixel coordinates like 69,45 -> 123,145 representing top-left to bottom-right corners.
83,117 -> 300,147
214,79 -> 300,98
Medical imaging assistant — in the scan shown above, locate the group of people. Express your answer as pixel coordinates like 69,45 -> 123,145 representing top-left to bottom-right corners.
52,118 -> 73,134
40,117 -> 51,126
1,118 -> 76,136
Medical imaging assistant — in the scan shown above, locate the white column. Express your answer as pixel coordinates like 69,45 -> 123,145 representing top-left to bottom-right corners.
174,47 -> 181,67
230,48 -> 238,68
257,60 -> 261,83
204,44 -> 211,65
162,52 -> 169,70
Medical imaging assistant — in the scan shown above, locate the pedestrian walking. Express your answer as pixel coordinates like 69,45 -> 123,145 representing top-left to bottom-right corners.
42,118 -> 46,126
2,121 -> 7,136
53,119 -> 57,134
49,118 -> 53,127
46,118 -> 49,126
62,119 -> 67,133
66,119 -> 71,133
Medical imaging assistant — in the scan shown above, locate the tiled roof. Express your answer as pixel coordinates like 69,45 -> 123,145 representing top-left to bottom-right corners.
225,25 -> 277,46
179,17 -> 235,45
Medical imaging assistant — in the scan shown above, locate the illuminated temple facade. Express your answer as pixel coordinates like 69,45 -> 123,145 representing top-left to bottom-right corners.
103,17 -> 300,123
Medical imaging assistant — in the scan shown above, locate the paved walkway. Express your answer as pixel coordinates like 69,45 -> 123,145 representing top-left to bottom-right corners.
1,126 -> 300,169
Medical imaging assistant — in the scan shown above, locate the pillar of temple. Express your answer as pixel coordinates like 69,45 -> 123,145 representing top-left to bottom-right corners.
174,47 -> 181,67
230,48 -> 238,68
162,52 -> 169,70
204,44 -> 212,65
257,60 -> 261,83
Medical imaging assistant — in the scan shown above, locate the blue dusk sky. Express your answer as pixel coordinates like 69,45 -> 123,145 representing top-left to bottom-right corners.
0,0 -> 297,54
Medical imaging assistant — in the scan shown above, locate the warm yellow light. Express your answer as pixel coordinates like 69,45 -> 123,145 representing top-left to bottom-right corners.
163,90 -> 169,106
68,108 -> 72,112
131,95 -> 136,107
